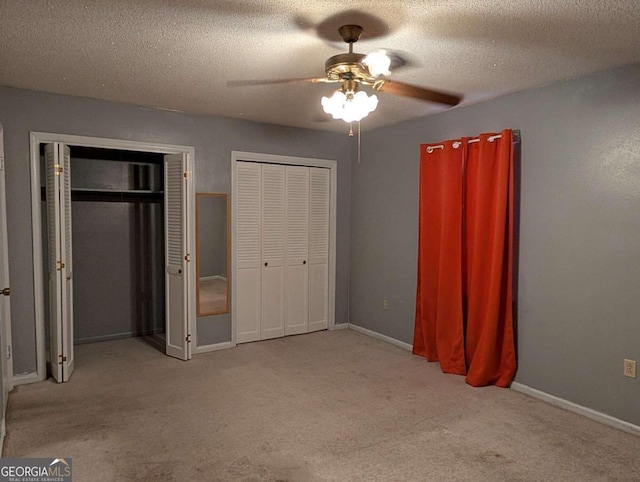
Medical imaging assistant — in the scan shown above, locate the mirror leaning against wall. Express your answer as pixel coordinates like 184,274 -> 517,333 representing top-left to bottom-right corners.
196,193 -> 229,316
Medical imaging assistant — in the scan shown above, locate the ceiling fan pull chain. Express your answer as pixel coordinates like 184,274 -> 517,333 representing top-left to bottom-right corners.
349,122 -> 354,137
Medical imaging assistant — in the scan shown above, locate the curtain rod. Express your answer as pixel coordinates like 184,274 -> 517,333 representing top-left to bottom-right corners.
425,130 -> 521,153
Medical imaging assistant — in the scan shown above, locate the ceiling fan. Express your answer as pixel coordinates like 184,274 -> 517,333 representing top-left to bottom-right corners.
228,24 -> 463,123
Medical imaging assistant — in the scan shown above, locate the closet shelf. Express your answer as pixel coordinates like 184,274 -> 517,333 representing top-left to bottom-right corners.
71,188 -> 164,194
40,186 -> 163,203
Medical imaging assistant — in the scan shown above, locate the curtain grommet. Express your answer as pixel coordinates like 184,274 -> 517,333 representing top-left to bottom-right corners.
453,141 -> 461,149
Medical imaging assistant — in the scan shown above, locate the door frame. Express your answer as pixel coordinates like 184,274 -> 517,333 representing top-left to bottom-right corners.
29,132 -> 196,382
230,151 -> 338,346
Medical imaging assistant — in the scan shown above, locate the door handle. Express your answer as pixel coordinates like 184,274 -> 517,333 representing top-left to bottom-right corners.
303,260 -> 306,265
264,262 -> 268,267
1,288 -> 10,296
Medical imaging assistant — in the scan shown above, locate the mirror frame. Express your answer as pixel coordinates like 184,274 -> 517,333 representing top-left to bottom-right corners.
196,192 -> 230,316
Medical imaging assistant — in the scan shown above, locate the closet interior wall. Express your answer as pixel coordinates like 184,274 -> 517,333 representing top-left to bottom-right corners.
40,146 -> 165,346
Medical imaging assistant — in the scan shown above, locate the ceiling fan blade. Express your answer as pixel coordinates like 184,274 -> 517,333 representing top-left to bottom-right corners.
227,77 -> 334,87
374,80 -> 462,106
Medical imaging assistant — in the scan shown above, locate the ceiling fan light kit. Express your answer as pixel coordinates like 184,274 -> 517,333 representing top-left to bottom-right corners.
321,89 -> 379,123
228,23 -> 462,126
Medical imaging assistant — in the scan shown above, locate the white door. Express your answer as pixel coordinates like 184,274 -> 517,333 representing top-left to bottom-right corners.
308,167 -> 330,332
164,154 -> 191,360
260,164 -> 285,340
235,162 -> 261,343
0,125 -> 13,406
285,166 -> 309,336
45,143 -> 74,382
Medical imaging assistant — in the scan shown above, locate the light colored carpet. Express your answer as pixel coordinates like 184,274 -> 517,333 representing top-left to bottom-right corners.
4,330 -> 640,481
199,277 -> 227,313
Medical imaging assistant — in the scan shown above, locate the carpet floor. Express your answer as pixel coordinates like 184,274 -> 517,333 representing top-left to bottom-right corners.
4,330 -> 640,481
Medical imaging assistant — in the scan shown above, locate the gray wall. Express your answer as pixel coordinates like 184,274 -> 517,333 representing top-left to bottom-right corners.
71,201 -> 165,343
349,63 -> 640,426
0,86 -> 351,375
68,156 -> 165,343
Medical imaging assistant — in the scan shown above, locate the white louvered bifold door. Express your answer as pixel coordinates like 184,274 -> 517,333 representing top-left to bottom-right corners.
285,166 -> 309,335
60,145 -> 74,381
164,154 -> 190,360
308,167 -> 330,332
0,126 -> 13,399
45,143 -> 74,382
260,164 -> 286,340
235,162 -> 262,343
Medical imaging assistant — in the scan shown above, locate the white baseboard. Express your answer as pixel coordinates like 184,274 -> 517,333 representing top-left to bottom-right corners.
511,382 -> 640,436
332,323 -> 349,330
347,323 -> 413,352
13,372 -> 40,386
195,341 -> 234,354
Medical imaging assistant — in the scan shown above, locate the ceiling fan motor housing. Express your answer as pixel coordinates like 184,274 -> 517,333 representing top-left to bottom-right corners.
325,53 -> 371,82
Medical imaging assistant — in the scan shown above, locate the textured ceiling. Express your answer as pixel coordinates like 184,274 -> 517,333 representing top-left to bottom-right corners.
1,1 -> 639,133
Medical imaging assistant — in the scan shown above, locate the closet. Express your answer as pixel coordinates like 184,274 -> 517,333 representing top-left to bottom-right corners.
41,145 -> 164,341
234,161 -> 330,343
39,140 -> 192,382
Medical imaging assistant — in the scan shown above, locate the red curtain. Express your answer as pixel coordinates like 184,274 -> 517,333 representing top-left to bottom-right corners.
413,129 -> 516,387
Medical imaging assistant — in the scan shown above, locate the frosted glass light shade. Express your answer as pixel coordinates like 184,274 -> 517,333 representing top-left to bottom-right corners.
363,49 -> 392,77
321,90 -> 379,123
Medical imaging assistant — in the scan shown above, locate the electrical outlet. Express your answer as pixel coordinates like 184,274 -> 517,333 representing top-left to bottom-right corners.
383,299 -> 388,310
623,359 -> 637,378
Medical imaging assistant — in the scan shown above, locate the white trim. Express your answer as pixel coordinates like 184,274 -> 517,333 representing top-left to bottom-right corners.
194,341 -> 233,354
230,151 -> 338,346
332,323 -> 349,330
30,132 -> 196,381
511,382 -> 640,436
347,323 -> 413,352
12,372 -> 40,386
231,151 -> 336,169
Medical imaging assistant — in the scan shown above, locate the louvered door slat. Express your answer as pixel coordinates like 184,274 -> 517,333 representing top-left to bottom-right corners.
44,143 -> 63,382
164,154 -> 188,360
236,162 -> 261,269
285,166 -> 309,335
309,167 -> 329,332
260,164 -> 285,339
235,162 -> 261,343
261,165 -> 285,264
165,161 -> 184,266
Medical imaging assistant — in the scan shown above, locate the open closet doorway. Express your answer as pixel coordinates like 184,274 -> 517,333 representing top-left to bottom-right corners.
30,133 -> 195,383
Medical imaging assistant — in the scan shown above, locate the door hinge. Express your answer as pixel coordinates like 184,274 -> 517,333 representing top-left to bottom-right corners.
6,345 -> 10,360
56,261 -> 65,270
54,164 -> 63,175
186,334 -> 191,343
183,171 -> 189,179
0,156 -> 4,171
184,254 -> 190,262
58,354 -> 67,365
